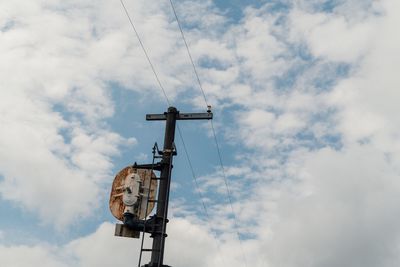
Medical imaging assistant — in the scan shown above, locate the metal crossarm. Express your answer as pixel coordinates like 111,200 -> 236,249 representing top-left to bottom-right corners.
146,112 -> 212,121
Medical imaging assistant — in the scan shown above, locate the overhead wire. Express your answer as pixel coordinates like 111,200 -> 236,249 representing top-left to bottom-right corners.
119,1 -> 226,266
167,0 -> 209,105
167,0 -> 248,266
176,125 -> 210,220
119,0 -> 171,106
175,124 -> 226,267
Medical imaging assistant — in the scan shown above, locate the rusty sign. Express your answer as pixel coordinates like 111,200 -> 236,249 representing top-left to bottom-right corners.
109,166 -> 157,221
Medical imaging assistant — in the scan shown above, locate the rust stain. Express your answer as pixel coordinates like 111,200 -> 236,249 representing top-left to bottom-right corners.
109,166 -> 157,221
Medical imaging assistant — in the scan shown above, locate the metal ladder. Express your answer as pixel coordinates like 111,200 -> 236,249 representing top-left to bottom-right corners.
138,143 -> 163,267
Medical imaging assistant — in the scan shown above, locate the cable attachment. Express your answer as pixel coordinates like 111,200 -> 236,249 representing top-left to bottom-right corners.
152,142 -> 163,158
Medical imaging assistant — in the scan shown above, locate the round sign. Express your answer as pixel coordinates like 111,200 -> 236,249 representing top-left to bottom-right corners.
109,166 -> 157,221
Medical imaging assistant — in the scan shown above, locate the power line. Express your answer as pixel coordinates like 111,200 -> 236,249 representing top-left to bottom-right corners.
176,124 -> 226,266
167,0 -> 209,105
167,1 -> 248,266
176,125 -> 210,220
119,0 -> 171,106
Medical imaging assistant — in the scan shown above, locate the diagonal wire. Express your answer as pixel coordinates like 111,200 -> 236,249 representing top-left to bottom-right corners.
167,0 -> 208,105
176,124 -> 226,266
120,0 -> 171,106
167,0 -> 248,266
177,126 -> 209,218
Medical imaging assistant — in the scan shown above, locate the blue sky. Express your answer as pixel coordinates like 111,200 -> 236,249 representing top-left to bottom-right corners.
1,0 -> 400,266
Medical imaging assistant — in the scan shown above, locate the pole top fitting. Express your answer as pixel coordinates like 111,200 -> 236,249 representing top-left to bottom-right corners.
167,106 -> 178,113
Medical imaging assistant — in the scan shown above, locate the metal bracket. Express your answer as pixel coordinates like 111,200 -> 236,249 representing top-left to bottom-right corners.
122,214 -> 168,236
115,224 -> 140,239
132,162 -> 163,171
152,142 -> 163,157
146,112 -> 213,121
151,142 -> 177,156
162,142 -> 177,156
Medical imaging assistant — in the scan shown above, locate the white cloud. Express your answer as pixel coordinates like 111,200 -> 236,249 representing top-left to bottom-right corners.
258,144 -> 400,267
0,0 -> 151,227
329,0 -> 400,147
66,223 -> 144,267
0,221 -> 237,267
234,13 -> 290,82
289,9 -> 378,62
0,245 -> 69,267
0,223 -> 138,267
0,86 -> 131,226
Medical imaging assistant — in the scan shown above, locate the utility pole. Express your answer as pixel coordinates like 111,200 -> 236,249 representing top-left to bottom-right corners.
146,106 -> 178,267
144,106 -> 212,267
111,106 -> 212,267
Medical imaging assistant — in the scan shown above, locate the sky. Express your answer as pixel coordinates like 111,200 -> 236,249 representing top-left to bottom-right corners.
1,0 -> 400,266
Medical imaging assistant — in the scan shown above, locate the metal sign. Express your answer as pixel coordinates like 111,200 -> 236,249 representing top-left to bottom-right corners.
109,166 -> 157,221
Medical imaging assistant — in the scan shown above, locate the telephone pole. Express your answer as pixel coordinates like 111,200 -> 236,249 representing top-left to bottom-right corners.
146,107 -> 178,266
144,106 -> 212,267
112,106 -> 212,267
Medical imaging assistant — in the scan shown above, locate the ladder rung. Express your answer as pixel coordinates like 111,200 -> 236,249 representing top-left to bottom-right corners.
141,248 -> 160,252
151,177 -> 162,180
150,232 -> 168,238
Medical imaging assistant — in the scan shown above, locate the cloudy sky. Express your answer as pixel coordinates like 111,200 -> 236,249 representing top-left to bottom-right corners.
1,0 -> 400,266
